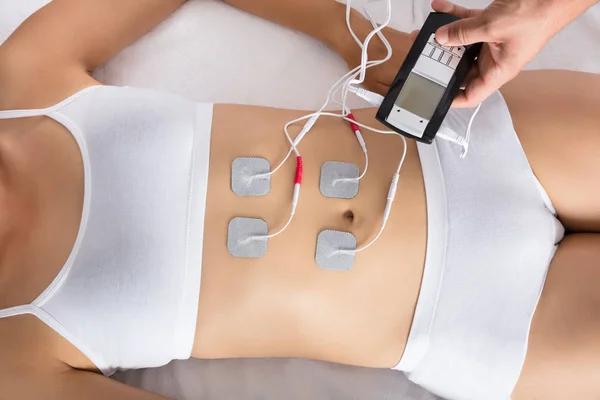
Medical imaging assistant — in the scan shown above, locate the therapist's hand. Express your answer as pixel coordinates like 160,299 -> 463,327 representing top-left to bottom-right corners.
432,0 -> 598,108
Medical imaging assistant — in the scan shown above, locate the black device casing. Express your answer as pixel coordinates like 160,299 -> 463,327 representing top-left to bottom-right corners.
376,12 -> 481,144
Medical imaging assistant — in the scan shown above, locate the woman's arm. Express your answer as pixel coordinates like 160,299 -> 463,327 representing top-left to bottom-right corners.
0,0 -> 187,109
221,0 -> 353,54
221,0 -> 414,95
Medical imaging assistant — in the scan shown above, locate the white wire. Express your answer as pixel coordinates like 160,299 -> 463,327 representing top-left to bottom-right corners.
279,111 -> 398,136
334,150 -> 369,186
263,0 -> 473,251
264,210 -> 295,239
254,0 -> 395,240
460,103 -> 482,158
350,222 -> 386,253
340,0 -> 393,112
338,3 -> 393,111
342,100 -> 479,252
350,0 -> 392,86
394,136 -> 407,175
346,0 -> 364,49
358,151 -> 369,179
265,0 -> 393,179
435,102 -> 483,158
262,65 -> 365,178
337,134 -> 407,255
355,135 -> 406,252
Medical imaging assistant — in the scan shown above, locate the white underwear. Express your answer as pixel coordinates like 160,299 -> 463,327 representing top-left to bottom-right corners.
395,91 -> 565,400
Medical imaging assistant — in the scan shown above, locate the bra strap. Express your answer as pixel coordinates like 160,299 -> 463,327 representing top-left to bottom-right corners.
0,85 -> 102,120
0,108 -> 48,119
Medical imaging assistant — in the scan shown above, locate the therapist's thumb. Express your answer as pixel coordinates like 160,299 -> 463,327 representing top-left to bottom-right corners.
432,0 -> 489,46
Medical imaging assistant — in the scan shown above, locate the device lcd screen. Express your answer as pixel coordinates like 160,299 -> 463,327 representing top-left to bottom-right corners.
395,72 -> 446,120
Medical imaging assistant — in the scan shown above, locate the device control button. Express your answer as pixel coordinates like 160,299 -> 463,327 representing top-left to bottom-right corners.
451,46 -> 465,57
432,48 -> 443,61
448,56 -> 460,69
414,56 -> 454,85
440,51 -> 452,65
422,43 -> 435,57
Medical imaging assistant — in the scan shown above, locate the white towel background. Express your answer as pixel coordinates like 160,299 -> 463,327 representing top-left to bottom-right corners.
1,1 -> 599,399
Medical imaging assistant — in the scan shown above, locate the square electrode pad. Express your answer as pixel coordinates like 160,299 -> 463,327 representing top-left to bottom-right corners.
227,217 -> 268,258
320,161 -> 359,199
315,230 -> 356,271
231,157 -> 271,196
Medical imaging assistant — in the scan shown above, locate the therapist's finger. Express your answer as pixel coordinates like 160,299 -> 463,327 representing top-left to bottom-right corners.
452,74 -> 494,108
461,64 -> 480,89
436,16 -> 492,46
432,0 -> 488,46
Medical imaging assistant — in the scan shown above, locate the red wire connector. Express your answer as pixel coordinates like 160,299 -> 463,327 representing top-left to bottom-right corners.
346,112 -> 367,153
294,156 -> 303,185
347,112 -> 360,133
291,156 -> 303,216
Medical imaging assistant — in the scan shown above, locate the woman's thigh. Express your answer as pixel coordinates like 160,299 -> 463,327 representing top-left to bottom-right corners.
501,71 -> 600,233
512,233 -> 600,399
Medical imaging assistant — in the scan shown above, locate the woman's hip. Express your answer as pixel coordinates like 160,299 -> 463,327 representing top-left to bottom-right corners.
396,91 -> 565,399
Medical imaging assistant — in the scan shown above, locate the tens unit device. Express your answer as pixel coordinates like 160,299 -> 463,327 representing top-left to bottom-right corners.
376,13 -> 482,144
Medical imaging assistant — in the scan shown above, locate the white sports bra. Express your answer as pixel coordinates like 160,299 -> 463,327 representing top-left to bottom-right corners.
0,85 -> 213,376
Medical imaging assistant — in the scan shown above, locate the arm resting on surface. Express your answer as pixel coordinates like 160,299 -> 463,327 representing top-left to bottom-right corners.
0,0 -> 187,109
221,0 -> 353,53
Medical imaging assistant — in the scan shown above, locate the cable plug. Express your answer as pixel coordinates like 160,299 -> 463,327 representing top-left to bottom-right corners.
349,86 -> 385,107
347,113 -> 368,153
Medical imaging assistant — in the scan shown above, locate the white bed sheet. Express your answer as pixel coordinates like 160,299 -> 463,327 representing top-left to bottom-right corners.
1,1 -> 599,399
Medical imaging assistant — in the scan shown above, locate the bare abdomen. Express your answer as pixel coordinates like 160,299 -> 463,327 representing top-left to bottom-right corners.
194,105 -> 427,368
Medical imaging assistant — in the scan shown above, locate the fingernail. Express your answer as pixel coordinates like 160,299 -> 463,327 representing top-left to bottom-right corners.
435,29 -> 449,45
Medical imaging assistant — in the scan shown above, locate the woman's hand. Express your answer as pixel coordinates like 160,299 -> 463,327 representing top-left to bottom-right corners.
333,10 -> 416,96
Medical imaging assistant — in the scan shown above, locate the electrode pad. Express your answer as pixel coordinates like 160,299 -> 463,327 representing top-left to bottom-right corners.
315,230 -> 356,271
320,161 -> 359,199
231,157 -> 271,196
227,217 -> 268,258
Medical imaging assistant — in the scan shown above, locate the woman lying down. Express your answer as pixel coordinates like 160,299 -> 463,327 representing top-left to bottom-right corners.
1,0 -> 599,399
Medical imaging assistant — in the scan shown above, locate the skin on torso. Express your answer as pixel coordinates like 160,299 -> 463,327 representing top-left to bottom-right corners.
0,0 -> 599,395
195,105 -> 427,368
0,114 -> 97,372
2,71 -> 600,400
0,98 -> 427,372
